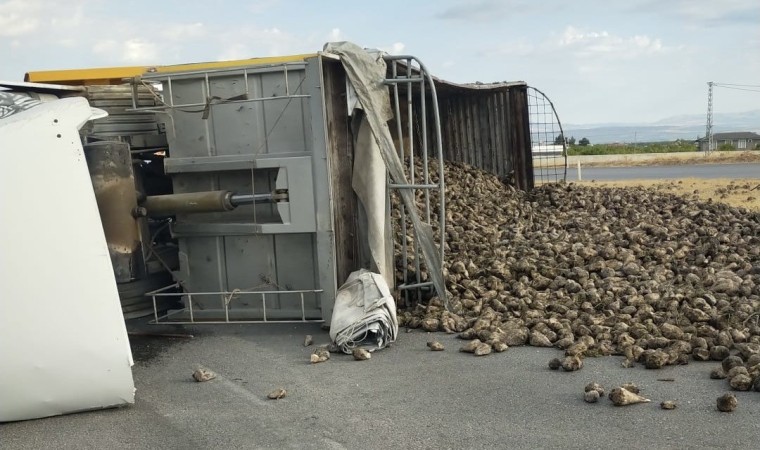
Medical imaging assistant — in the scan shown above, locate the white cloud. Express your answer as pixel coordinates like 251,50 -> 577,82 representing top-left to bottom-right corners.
558,26 -> 667,59
482,39 -> 535,57
218,43 -> 249,61
215,26 -> 309,60
0,0 -> 42,37
92,39 -> 118,56
122,39 -> 159,63
92,38 -> 159,64
379,42 -> 405,55
49,1 -> 87,29
328,28 -> 343,42
161,23 -> 207,41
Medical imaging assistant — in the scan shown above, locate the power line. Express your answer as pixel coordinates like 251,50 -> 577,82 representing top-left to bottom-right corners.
714,85 -> 760,93
713,82 -> 760,88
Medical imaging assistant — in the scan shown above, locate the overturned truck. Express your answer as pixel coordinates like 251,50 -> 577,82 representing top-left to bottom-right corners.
11,42 -> 540,324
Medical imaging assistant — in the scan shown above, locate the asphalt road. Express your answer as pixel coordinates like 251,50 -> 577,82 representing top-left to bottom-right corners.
3,322 -> 759,450
566,163 -> 760,181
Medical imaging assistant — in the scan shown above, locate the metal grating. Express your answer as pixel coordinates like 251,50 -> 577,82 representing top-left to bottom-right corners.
147,283 -> 324,324
527,86 -> 566,184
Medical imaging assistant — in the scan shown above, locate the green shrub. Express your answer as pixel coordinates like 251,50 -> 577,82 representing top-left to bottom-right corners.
566,140 -> 697,156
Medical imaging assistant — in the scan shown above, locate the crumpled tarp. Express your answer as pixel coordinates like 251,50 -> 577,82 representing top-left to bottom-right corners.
329,269 -> 398,353
323,41 -> 447,307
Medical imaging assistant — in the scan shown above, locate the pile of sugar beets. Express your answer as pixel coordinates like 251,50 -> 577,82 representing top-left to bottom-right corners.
396,161 -> 760,393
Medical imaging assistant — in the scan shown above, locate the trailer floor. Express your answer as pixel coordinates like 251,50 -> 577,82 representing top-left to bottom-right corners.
2,321 -> 759,449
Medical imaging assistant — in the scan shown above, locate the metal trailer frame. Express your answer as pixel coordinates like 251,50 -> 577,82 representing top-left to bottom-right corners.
136,59 -> 334,324
138,52 -> 448,323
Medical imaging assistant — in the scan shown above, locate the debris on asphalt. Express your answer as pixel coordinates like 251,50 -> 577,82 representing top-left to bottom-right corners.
584,382 -> 605,397
620,383 -> 640,394
710,367 -> 726,380
660,400 -> 677,410
561,355 -> 583,371
192,368 -> 216,382
304,335 -> 314,347
310,347 -> 331,364
267,388 -> 287,400
722,355 -> 743,372
717,393 -> 738,412
620,358 -> 635,368
427,340 -> 445,351
583,390 -> 600,403
609,387 -> 651,406
352,348 -> 371,361
643,349 -> 669,369
548,358 -> 562,370
459,339 -> 482,353
710,346 -> 731,361
473,342 -> 492,356
729,373 -> 753,391
491,341 -> 509,352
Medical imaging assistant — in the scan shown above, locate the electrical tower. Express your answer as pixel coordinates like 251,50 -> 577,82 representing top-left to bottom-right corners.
705,81 -> 714,153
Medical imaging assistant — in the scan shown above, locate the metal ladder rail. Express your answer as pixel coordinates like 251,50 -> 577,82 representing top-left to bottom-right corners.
384,55 -> 446,303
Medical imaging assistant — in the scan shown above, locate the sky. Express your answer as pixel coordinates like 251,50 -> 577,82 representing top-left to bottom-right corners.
1,0 -> 759,125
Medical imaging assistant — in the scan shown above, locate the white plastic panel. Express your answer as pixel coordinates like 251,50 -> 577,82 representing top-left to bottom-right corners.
0,97 -> 135,422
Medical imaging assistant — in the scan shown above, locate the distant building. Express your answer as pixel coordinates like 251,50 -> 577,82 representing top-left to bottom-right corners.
531,143 -> 564,157
696,131 -> 760,151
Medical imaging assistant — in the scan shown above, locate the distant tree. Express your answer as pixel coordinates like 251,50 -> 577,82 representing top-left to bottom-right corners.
579,137 -> 590,146
554,133 -> 564,145
568,136 -> 576,146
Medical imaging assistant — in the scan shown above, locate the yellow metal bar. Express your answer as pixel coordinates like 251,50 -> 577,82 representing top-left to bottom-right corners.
24,53 -> 317,86
154,54 -> 315,74
24,66 -> 147,85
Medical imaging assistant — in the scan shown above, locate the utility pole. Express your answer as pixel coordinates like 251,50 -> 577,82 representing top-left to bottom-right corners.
705,81 -> 714,153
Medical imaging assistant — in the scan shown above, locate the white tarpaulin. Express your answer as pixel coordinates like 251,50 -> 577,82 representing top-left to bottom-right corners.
0,94 -> 135,422
352,117 -> 394,287
329,270 -> 398,353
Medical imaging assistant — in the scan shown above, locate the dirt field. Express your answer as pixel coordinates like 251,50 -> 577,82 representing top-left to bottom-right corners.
577,177 -> 760,211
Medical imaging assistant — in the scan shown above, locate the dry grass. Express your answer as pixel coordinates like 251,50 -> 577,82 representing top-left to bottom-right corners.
576,178 -> 760,211
563,150 -> 760,168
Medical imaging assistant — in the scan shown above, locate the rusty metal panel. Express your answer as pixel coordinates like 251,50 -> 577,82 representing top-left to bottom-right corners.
83,141 -> 144,283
